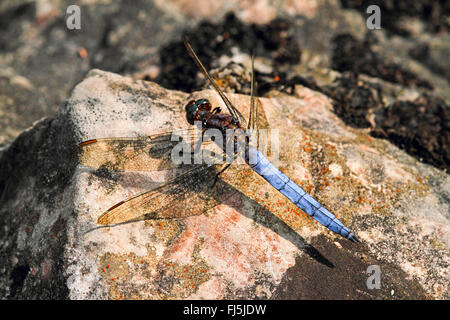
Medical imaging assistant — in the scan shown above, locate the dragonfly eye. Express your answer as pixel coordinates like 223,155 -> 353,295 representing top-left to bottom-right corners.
185,100 -> 198,125
185,99 -> 196,111
185,99 -> 211,125
197,99 -> 211,111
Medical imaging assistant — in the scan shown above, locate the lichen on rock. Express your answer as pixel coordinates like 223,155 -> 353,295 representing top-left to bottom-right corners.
0,69 -> 447,299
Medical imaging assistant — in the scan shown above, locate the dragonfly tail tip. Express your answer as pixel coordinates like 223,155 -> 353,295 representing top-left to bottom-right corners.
350,235 -> 360,243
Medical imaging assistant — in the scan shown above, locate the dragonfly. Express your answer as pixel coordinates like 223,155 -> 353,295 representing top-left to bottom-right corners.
78,37 -> 359,243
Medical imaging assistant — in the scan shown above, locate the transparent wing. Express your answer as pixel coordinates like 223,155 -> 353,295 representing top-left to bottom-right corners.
254,97 -> 269,130
78,129 -> 235,225
77,128 -> 221,172
246,55 -> 270,152
246,54 -> 269,131
183,36 -> 248,128
97,163 -> 232,225
248,53 -> 257,130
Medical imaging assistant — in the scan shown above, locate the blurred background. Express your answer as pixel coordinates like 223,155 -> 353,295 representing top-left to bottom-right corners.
0,0 -> 449,172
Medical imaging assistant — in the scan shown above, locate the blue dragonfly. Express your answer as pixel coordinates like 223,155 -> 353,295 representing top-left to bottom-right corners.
78,37 -> 359,243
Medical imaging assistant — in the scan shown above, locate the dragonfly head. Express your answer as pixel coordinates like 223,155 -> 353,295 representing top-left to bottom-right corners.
185,98 -> 212,125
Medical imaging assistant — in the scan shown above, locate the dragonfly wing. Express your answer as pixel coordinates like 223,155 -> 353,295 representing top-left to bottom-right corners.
239,55 -> 268,134
77,128 -> 220,172
97,163 -> 227,225
248,53 -> 256,130
183,37 -> 248,128
253,97 -> 269,130
246,89 -> 270,153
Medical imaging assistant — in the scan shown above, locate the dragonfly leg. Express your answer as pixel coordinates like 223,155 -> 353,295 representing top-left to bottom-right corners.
211,158 -> 234,187
203,107 -> 221,125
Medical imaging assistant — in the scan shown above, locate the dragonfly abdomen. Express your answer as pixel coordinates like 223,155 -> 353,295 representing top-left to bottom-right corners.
248,148 -> 359,242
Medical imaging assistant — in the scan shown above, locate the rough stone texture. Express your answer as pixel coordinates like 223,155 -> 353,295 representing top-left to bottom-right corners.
1,0 -> 449,301
1,0 -> 449,148
0,70 -> 448,299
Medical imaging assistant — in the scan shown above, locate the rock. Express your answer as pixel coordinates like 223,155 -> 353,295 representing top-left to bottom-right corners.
2,0 -> 449,149
0,69 -> 448,299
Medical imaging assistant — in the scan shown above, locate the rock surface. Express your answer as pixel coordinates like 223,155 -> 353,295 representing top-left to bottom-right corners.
1,0 -> 449,148
0,69 -> 448,299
